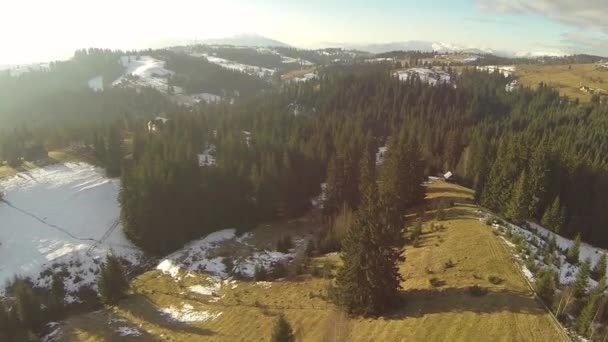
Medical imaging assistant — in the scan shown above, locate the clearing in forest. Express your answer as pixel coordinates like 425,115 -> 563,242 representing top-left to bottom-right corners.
53,181 -> 567,342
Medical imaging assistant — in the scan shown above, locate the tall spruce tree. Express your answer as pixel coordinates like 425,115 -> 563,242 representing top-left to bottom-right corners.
573,257 -> 591,299
332,150 -> 403,316
105,125 -> 123,178
576,276 -> 606,337
13,280 -> 42,333
98,254 -> 129,305
505,171 -> 531,224
527,143 -> 549,218
567,234 -> 581,265
49,274 -> 66,316
594,253 -> 608,280
541,196 -> 565,233
270,314 -> 295,342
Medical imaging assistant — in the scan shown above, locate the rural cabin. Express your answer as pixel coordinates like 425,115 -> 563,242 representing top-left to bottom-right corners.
443,171 -> 455,182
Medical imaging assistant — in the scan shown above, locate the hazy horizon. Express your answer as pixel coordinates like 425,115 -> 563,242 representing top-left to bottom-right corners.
2,0 -> 608,65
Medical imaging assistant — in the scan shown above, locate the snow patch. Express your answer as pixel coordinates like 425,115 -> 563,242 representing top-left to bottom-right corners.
87,75 -> 103,92
160,304 -> 222,323
198,145 -> 217,167
116,326 -> 142,337
113,56 -> 174,93
393,68 -> 451,86
476,65 -> 515,78
195,53 -> 275,78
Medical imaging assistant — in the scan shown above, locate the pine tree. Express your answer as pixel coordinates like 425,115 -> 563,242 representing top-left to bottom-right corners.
98,254 -> 129,305
535,268 -> 556,307
270,314 -> 295,342
105,125 -> 123,178
331,151 -> 403,316
505,171 -> 531,224
576,276 -> 606,337
594,253 -> 607,281
92,131 -> 106,164
567,233 -> 581,265
49,274 -> 66,315
541,196 -> 564,233
13,280 -> 42,333
548,234 -> 557,254
323,154 -> 345,218
573,257 -> 591,299
527,143 -> 549,218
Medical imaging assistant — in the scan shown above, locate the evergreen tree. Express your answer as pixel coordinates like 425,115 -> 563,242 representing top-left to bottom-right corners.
573,257 -> 591,299
541,196 -> 565,233
49,274 -> 66,315
13,280 -> 42,333
505,171 -> 531,224
548,234 -> 558,254
105,125 -> 123,178
323,154 -> 345,218
527,143 -> 549,218
331,151 -> 403,316
567,233 -> 581,265
92,131 -> 106,164
535,268 -> 556,307
98,254 -> 129,305
594,253 -> 608,281
270,314 -> 295,342
576,276 -> 606,337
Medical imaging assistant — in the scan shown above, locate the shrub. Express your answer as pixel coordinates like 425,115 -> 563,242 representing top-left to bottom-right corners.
222,257 -> 234,276
429,277 -> 445,287
444,259 -> 455,269
276,236 -> 293,254
535,268 -> 556,307
254,264 -> 267,281
487,275 -> 504,285
270,314 -> 295,342
271,262 -> 288,279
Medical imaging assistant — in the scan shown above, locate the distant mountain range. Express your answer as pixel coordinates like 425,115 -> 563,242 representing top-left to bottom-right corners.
200,34 -> 290,48
199,34 -> 569,58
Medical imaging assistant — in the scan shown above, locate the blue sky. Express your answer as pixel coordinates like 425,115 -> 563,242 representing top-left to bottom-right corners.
1,0 -> 607,64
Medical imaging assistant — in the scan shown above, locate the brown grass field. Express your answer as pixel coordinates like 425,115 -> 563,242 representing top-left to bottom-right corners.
515,63 -> 608,102
55,181 -> 568,341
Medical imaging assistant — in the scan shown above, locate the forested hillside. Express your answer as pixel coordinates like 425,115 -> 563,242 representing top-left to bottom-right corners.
3,52 -> 608,250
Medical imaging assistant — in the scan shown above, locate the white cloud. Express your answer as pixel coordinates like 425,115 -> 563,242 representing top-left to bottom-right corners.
476,0 -> 608,32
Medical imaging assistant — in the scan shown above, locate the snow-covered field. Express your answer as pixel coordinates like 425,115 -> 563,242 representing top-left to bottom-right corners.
393,68 -> 451,86
481,211 -> 603,288
193,53 -> 275,78
113,55 -> 175,93
0,163 -> 141,300
476,65 -> 515,77
156,228 -> 300,280
281,56 -> 314,66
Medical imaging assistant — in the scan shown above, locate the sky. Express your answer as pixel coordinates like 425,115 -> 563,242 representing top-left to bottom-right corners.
1,0 -> 607,65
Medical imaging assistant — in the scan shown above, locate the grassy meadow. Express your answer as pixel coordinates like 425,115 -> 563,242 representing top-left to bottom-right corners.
55,181 -> 567,342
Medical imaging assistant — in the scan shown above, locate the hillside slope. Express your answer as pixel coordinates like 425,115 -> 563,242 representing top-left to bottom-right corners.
51,181 -> 566,341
